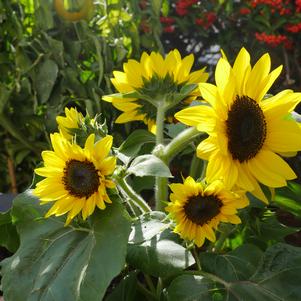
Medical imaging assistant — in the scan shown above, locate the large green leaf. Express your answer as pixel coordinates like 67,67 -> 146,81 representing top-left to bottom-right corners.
105,271 -> 144,301
127,230 -> 195,278
35,59 -> 58,103
118,130 -> 155,164
0,210 -> 19,253
167,275 -> 214,301
200,244 -> 263,282
167,243 -> 301,301
1,190 -> 131,301
274,182 -> 301,218
129,211 -> 169,244
127,154 -> 172,178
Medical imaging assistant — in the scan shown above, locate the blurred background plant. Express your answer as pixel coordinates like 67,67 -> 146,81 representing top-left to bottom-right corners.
0,0 -> 163,193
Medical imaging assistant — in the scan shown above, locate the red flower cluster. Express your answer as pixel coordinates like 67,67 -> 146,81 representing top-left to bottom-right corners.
163,25 -> 175,33
296,0 -> 301,12
251,0 -> 291,15
255,32 -> 292,49
176,0 -> 198,16
285,22 -> 301,32
195,12 -> 217,29
160,17 -> 176,33
239,7 -> 251,15
160,17 -> 175,24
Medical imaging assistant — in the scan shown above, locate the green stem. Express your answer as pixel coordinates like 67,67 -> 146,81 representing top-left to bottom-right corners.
156,277 -> 163,299
162,127 -> 203,163
116,177 -> 151,214
214,224 -> 233,252
144,274 -> 157,295
189,155 -> 204,179
191,247 -> 202,271
137,282 -> 157,301
155,104 -> 165,145
199,161 -> 207,181
155,104 -> 167,211
155,177 -> 168,211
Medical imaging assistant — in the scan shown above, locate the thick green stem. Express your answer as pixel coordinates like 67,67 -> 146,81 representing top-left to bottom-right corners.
155,127 -> 204,211
214,224 -> 233,252
155,177 -> 168,211
155,104 -> 167,211
189,155 -> 204,179
155,104 -> 165,145
116,177 -> 151,214
191,247 -> 202,271
162,127 -> 203,163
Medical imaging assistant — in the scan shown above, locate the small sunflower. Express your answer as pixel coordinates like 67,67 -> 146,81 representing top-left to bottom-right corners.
166,177 -> 248,247
56,107 -> 84,140
34,133 -> 116,225
103,49 -> 208,133
175,48 -> 301,203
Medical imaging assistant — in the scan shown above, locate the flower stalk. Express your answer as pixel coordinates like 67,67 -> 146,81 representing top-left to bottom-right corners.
155,103 -> 168,211
116,176 -> 151,214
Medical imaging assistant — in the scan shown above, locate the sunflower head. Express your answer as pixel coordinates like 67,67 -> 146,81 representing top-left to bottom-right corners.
34,133 -> 116,225
56,107 -> 107,143
103,49 -> 208,133
56,107 -> 84,140
166,176 -> 248,247
175,47 -> 301,203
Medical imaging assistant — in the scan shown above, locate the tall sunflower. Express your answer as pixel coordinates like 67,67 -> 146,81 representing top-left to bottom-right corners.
175,48 -> 301,202
56,107 -> 84,140
103,49 -> 208,133
34,133 -> 116,225
166,176 -> 248,247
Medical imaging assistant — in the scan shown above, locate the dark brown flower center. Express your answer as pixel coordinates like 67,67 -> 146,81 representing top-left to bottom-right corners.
63,160 -> 99,198
184,195 -> 222,225
226,95 -> 267,163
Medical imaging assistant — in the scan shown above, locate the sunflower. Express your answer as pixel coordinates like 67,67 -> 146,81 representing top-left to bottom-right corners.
56,107 -> 84,140
166,176 -> 248,247
103,49 -> 208,133
175,48 -> 301,203
34,133 -> 116,225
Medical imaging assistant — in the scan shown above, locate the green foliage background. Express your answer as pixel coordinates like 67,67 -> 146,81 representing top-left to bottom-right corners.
0,0 -> 163,192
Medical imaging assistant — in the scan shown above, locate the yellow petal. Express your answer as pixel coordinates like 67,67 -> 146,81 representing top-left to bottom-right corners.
232,47 -> 251,96
263,91 -> 301,119
99,156 -> 116,175
94,135 -> 113,162
246,53 -> 271,98
196,137 -> 217,160
266,120 -> 301,152
84,134 -> 95,152
256,65 -> 282,102
206,151 -> 238,189
226,215 -> 241,224
41,151 -> 65,168
247,150 -> 291,187
115,110 -> 144,123
175,105 -> 216,132
202,224 -> 216,242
